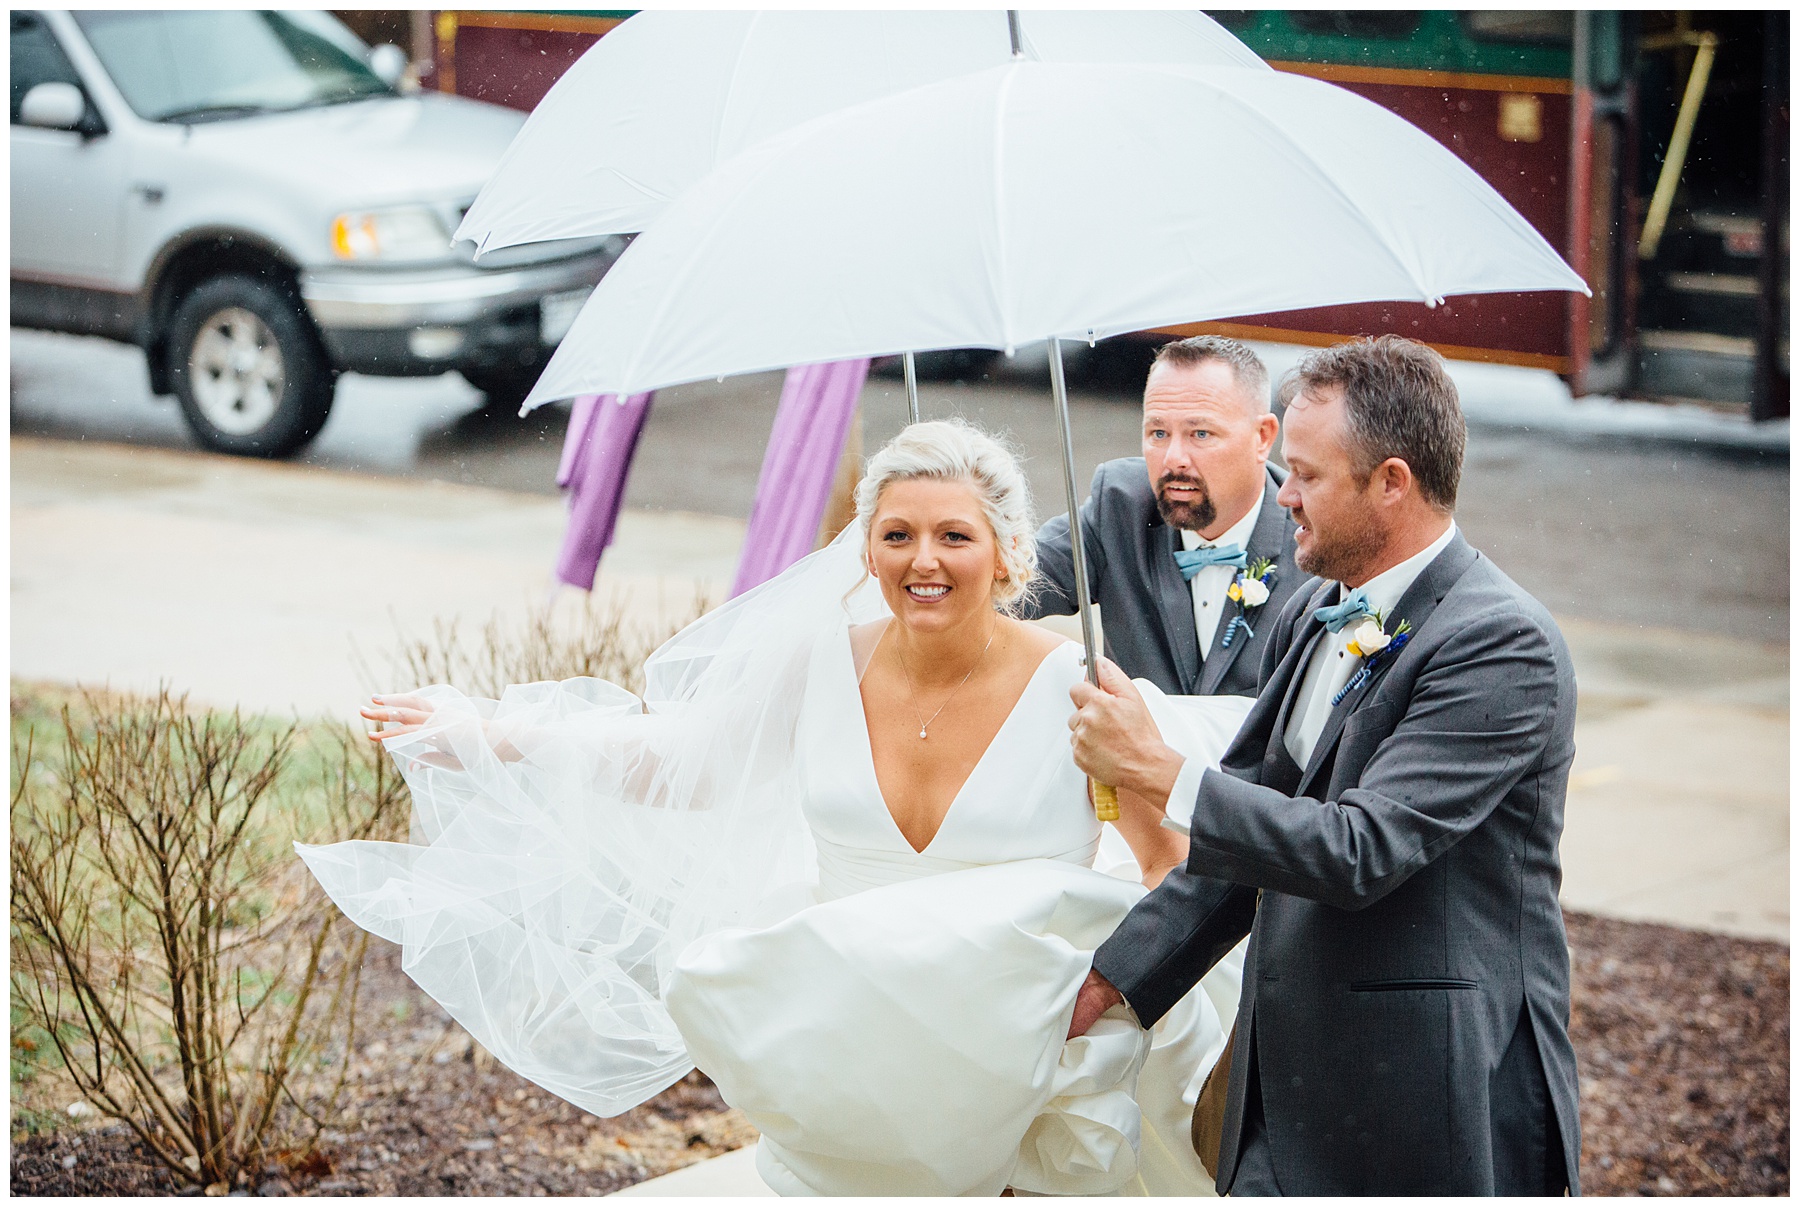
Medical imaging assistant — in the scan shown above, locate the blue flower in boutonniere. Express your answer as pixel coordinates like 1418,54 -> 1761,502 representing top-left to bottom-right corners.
1220,557 -> 1277,649
1334,614 -> 1412,705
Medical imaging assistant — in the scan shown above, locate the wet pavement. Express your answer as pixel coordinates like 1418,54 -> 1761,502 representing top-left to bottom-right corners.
11,327 -> 1787,643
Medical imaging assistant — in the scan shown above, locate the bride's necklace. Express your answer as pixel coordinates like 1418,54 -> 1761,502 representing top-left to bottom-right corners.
893,622 -> 997,740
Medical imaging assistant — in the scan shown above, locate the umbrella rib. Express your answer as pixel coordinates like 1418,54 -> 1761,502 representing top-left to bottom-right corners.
990,65 -> 1018,354
1207,74 -> 1438,303
615,141 -> 810,391
712,12 -> 762,170
1229,69 -> 1575,299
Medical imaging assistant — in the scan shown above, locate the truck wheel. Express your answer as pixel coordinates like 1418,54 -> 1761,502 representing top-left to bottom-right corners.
460,362 -> 544,417
166,276 -> 336,458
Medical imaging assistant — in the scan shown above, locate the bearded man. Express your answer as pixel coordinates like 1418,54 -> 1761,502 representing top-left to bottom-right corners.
1025,335 -> 1302,700
1067,336 -> 1580,1196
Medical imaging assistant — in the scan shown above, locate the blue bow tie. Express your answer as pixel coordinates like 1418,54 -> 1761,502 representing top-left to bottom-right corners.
1315,588 -> 1373,632
1173,542 -> 1247,582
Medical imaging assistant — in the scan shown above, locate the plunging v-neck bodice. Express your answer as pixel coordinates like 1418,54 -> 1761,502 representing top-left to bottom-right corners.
797,627 -> 1100,899
854,629 -> 1069,854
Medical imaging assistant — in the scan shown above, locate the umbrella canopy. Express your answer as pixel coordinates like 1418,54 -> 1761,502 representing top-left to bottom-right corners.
525,60 -> 1588,406
455,10 -> 1266,255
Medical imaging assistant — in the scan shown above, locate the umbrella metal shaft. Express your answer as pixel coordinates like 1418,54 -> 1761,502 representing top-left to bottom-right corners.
1048,336 -> 1119,820
903,350 -> 921,424
1047,337 -> 1100,685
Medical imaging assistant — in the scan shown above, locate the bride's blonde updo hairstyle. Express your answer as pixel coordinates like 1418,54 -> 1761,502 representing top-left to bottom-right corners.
855,419 -> 1037,612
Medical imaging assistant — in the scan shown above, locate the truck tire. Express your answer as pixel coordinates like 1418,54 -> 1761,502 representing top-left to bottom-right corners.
166,275 -> 336,458
460,361 -> 544,417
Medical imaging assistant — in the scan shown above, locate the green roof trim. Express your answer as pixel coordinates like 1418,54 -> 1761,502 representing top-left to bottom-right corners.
1205,11 -> 1572,79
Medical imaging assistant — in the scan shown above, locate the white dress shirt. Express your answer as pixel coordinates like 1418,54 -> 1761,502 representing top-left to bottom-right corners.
1159,523 -> 1456,831
1177,498 -> 1262,662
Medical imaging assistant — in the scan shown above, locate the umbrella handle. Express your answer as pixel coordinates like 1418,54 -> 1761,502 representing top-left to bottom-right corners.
1091,780 -> 1121,822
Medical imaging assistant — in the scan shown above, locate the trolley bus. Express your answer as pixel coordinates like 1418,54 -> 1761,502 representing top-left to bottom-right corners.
377,10 -> 1787,419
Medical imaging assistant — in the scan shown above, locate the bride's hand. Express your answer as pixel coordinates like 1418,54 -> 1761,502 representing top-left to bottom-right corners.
361,692 -> 476,770
361,693 -> 436,742
361,692 -> 527,769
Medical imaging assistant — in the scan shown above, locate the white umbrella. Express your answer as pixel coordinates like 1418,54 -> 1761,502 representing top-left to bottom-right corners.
526,61 -> 1587,403
454,10 -> 1265,255
524,59 -> 1588,814
455,8 -> 1266,418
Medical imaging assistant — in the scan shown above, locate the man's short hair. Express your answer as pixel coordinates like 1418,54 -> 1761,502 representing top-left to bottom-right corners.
1150,335 -> 1270,413
1287,335 -> 1466,512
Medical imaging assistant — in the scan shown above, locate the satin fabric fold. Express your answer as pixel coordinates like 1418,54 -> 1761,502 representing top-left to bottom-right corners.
668,860 -> 1152,1196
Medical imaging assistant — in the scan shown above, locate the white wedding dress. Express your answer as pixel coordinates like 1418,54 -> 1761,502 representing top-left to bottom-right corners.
297,531 -> 1252,1196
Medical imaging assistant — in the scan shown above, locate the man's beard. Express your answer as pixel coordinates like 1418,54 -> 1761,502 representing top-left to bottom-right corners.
1292,507 -> 1386,583
1155,473 -> 1216,531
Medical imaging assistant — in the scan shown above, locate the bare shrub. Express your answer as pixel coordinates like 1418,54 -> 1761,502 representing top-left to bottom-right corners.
383,589 -> 711,700
10,687 -> 407,1191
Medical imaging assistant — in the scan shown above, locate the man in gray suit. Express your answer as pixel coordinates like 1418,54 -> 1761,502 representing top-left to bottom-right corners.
1026,336 -> 1301,700
1065,336 -> 1580,1195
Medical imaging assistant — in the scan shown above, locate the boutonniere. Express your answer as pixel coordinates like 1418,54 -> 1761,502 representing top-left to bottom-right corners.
1333,614 -> 1412,705
1220,558 -> 1277,648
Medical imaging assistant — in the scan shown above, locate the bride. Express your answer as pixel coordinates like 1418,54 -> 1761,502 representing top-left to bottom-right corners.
299,420 -> 1254,1196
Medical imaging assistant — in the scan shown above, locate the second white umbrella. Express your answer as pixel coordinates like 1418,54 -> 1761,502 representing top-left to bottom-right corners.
454,10 -> 1266,256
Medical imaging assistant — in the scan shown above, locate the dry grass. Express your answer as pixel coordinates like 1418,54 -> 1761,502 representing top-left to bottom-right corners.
379,588 -> 711,701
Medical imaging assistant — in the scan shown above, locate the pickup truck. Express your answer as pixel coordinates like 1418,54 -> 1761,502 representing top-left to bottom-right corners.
10,9 -> 622,457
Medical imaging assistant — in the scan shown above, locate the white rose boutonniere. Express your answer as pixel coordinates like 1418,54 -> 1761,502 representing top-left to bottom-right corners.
1345,618 -> 1390,659
1220,558 -> 1278,649
1333,615 -> 1414,706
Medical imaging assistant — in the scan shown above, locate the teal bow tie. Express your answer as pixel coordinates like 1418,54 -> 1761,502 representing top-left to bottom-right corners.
1173,542 -> 1246,582
1315,588 -> 1373,632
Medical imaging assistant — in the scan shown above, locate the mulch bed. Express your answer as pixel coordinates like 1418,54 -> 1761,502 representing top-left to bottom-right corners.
14,911 -> 1787,1196
11,939 -> 755,1198
1568,912 -> 1788,1196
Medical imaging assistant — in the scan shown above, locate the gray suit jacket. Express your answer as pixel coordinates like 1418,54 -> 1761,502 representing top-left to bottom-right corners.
1024,461 -> 1300,698
1093,533 -> 1582,1195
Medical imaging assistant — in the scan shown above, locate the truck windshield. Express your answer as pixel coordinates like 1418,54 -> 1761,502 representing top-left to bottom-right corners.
71,10 -> 392,123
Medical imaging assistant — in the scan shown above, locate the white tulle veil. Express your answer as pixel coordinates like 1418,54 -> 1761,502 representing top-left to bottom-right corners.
297,526 -> 891,1116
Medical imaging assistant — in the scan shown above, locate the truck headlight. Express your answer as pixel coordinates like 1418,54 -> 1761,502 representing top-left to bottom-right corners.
330,205 -> 450,262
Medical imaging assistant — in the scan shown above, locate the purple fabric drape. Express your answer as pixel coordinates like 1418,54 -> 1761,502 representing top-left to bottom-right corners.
554,391 -> 655,590
730,358 -> 871,597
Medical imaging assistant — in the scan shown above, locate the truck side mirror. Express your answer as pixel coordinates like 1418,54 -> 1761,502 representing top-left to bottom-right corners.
367,43 -> 408,88
19,82 -> 87,131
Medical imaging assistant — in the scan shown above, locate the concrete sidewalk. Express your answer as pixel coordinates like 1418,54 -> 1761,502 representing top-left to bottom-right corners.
11,436 -> 742,721
12,436 -> 1787,946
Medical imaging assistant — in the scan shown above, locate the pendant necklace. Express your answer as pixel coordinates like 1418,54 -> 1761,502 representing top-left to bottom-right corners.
895,622 -> 997,739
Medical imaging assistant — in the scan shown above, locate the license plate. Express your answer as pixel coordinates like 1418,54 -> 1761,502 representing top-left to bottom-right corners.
539,287 -> 591,345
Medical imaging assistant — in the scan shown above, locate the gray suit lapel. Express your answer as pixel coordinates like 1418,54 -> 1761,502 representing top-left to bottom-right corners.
1197,478 -> 1288,695
1150,522 -> 1202,694
1296,533 -> 1479,796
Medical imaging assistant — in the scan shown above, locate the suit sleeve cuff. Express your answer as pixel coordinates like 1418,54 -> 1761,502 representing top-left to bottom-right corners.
1159,756 -> 1206,834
